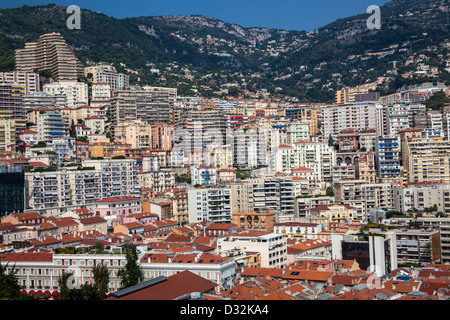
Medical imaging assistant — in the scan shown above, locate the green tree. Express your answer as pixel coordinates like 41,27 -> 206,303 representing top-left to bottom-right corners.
94,241 -> 105,253
117,244 -> 144,289
77,136 -> 89,143
425,90 -> 450,110
57,263 -> 110,300
386,210 -> 404,219
88,263 -> 110,299
328,134 -> 334,148
175,173 -> 191,184
56,271 -> 83,300
326,186 -> 334,196
0,261 -> 30,300
69,120 -> 76,138
31,141 -> 47,148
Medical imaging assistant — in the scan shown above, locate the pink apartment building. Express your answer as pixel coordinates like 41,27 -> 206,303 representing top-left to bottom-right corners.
17,129 -> 38,146
94,196 -> 142,226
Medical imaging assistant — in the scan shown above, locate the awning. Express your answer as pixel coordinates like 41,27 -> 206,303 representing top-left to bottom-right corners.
52,291 -> 58,297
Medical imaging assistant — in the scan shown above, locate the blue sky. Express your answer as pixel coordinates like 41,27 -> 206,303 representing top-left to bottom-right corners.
0,0 -> 391,31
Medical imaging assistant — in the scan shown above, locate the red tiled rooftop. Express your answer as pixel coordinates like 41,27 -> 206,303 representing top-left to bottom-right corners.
241,267 -> 284,278
0,252 -> 53,262
96,196 -> 140,203
79,216 -> 106,225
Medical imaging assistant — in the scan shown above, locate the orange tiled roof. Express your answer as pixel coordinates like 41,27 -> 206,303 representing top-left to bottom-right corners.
241,267 -> 284,278
0,251 -> 53,262
283,270 -> 332,282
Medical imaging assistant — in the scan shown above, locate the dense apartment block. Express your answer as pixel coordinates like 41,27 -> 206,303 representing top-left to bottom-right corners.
0,71 -> 40,94
271,140 -> 335,183
15,32 -> 83,81
231,174 -> 295,217
43,81 -> 88,108
84,64 -> 129,90
322,102 -> 379,138
393,183 -> 450,215
25,158 -> 141,216
403,136 -> 450,184
110,87 -> 176,139
395,229 -> 440,265
217,230 -> 288,268
334,180 -> 394,220
0,83 -> 26,132
187,187 -> 232,224
375,136 -> 401,181
23,92 -> 67,110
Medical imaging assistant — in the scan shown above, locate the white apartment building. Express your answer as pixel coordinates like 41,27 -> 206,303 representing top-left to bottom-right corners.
25,171 -> 71,216
90,82 -> 111,106
43,81 -> 88,108
25,159 -> 141,216
187,187 -> 232,224
191,164 -> 217,186
232,128 -> 261,169
394,184 -> 450,215
322,102 -> 379,138
217,231 -> 288,268
82,159 -> 141,199
286,120 -> 311,144
231,174 -> 296,216
271,140 -> 335,183
140,252 -> 236,293
386,104 -> 412,135
24,92 -> 67,110
274,222 -> 322,240
84,116 -> 105,135
84,64 -> 129,90
138,170 -> 175,194
34,108 -> 69,144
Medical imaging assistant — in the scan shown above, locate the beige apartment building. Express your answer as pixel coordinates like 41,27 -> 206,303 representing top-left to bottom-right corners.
310,204 -> 358,228
232,211 -> 276,233
151,123 -> 174,151
15,32 -> 83,81
403,137 -> 450,184
0,111 -> 16,152
115,120 -> 152,149
355,152 -> 377,183
84,64 -> 129,90
0,83 -> 26,132
335,84 -> 378,104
